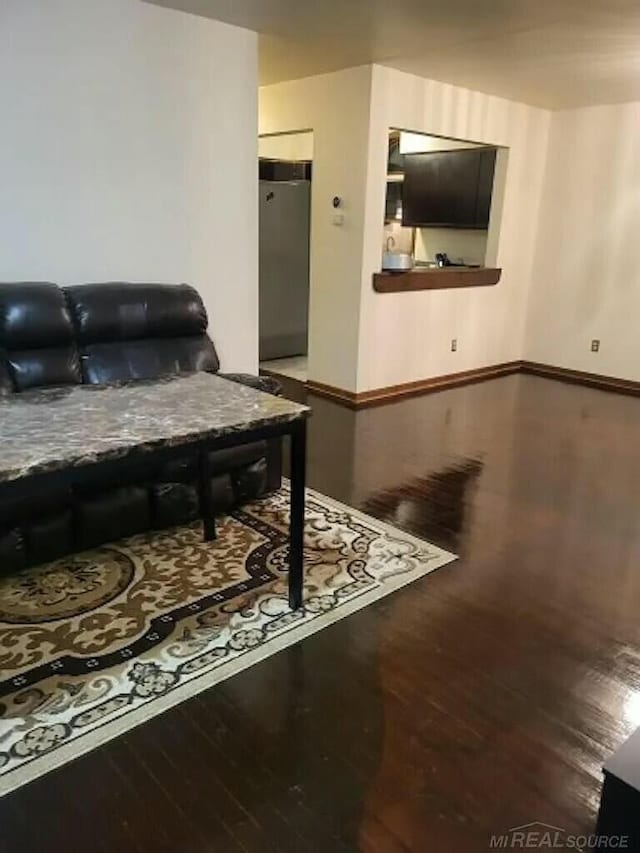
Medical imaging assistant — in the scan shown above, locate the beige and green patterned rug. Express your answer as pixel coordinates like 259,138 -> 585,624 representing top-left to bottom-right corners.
0,486 -> 456,796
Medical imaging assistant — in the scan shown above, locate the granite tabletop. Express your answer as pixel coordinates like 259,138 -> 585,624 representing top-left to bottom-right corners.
0,373 -> 309,485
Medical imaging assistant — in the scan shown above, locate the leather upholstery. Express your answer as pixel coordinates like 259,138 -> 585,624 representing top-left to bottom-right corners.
152,482 -> 200,528
0,282 -> 74,349
0,487 -> 73,526
0,529 -> 27,574
0,283 -> 81,391
152,475 -> 235,529
65,283 -> 209,342
75,486 -> 151,550
217,374 -> 283,494
79,337 -> 218,384
0,281 -> 283,575
1,478 -> 74,565
8,346 -> 81,392
208,442 -> 265,475
65,283 -> 219,384
0,353 -> 13,395
25,511 -> 74,565
235,458 -> 268,503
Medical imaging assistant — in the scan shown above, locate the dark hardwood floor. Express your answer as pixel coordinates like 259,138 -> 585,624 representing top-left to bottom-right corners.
2,373 -> 640,852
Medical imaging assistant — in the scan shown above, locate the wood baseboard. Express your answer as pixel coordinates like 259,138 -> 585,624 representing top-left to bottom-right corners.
520,361 -> 640,397
307,360 -> 640,409
307,361 -> 522,408
303,380 -> 358,407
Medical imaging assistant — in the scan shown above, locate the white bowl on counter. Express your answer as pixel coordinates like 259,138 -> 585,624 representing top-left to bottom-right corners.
382,252 -> 413,272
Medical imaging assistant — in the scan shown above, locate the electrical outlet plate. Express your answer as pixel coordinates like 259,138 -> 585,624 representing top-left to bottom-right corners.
451,339 -> 457,352
591,339 -> 600,352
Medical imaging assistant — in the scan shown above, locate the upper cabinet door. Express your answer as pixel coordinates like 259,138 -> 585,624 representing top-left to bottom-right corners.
475,148 -> 497,228
402,148 -> 496,229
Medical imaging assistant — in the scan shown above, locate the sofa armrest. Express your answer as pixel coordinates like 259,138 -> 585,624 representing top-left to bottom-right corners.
218,372 -> 282,397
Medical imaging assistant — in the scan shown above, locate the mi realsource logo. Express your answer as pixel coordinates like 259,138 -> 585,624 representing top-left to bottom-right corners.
489,822 -> 629,849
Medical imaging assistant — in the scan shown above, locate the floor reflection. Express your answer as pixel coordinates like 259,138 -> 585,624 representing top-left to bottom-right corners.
360,458 -> 483,552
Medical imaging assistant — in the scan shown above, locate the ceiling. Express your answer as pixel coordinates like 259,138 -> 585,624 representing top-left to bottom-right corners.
147,0 -> 640,109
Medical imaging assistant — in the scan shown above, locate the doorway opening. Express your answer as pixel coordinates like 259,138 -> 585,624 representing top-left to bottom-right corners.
258,130 -> 314,384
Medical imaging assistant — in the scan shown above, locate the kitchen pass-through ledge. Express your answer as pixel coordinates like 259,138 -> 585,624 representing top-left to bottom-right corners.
373,267 -> 502,293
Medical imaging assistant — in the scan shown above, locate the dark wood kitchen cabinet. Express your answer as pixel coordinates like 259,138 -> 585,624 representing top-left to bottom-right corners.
402,147 -> 497,229
475,148 -> 497,227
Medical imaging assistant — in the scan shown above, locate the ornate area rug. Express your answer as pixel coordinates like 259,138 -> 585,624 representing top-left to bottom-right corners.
0,486 -> 455,796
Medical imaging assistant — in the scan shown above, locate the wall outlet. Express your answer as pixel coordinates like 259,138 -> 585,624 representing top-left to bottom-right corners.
591,339 -> 600,352
451,339 -> 457,352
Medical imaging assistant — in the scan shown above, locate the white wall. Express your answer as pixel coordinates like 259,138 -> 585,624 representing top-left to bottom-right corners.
259,132 -> 314,161
399,132 -> 480,154
260,67 -> 372,391
525,101 -> 640,379
382,221 -> 414,255
0,0 -> 258,372
414,228 -> 488,266
261,67 -> 640,395
358,66 -> 551,392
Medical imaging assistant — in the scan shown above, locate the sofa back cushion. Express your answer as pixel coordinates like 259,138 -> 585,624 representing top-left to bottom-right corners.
0,283 -> 81,392
64,283 -> 220,384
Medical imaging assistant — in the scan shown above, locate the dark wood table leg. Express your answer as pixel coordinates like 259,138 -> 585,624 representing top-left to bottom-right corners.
289,419 -> 307,609
198,448 -> 217,541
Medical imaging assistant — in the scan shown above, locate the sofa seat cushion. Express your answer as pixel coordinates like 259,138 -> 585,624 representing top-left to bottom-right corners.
8,345 -> 81,392
79,336 -> 217,385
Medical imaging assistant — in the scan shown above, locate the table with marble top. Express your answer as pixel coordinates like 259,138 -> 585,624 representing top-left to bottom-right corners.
0,372 -> 310,608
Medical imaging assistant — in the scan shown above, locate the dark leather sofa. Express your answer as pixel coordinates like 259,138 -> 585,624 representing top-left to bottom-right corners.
0,282 -> 281,575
